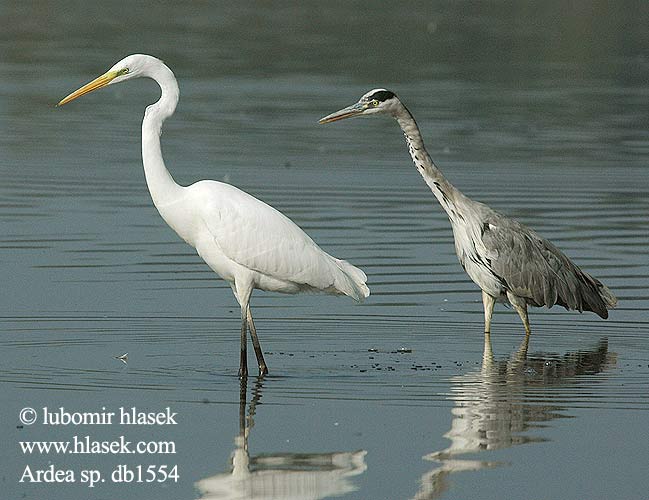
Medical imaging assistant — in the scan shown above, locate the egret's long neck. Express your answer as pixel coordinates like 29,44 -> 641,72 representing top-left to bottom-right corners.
141,63 -> 182,208
393,103 -> 463,217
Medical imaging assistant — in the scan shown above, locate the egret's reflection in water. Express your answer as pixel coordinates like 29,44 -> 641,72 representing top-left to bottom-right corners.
415,335 -> 615,500
195,378 -> 367,500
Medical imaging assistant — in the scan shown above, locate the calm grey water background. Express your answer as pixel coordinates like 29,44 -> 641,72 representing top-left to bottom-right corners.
1,1 -> 648,499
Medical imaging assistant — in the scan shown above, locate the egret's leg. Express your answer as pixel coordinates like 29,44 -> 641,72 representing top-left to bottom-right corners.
247,308 -> 268,375
507,291 -> 531,335
482,291 -> 496,333
232,281 -> 254,380
238,375 -> 247,438
239,304 -> 248,379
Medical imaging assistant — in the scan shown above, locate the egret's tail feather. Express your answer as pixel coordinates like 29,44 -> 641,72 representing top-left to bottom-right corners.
334,259 -> 370,302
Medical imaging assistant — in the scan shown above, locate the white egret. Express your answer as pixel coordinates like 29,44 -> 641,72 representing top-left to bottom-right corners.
57,54 -> 369,377
320,89 -> 616,335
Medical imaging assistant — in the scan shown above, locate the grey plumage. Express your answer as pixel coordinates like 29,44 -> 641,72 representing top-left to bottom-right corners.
476,206 -> 614,318
320,89 -> 617,334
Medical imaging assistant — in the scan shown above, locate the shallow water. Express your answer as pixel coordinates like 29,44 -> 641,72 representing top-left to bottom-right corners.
2,1 -> 648,499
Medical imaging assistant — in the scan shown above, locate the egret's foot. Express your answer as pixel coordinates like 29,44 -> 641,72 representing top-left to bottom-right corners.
258,364 -> 268,376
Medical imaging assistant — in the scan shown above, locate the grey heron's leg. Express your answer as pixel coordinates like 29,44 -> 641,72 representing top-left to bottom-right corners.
481,331 -> 495,374
247,308 -> 268,375
515,331 -> 530,359
482,291 -> 496,333
509,330 -> 531,373
514,305 -> 531,335
503,328 -> 532,379
507,291 -> 531,335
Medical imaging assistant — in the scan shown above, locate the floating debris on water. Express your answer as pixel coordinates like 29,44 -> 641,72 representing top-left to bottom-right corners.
114,353 -> 128,365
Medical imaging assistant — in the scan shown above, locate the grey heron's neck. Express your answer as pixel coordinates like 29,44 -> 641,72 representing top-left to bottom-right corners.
141,62 -> 183,208
393,104 -> 462,214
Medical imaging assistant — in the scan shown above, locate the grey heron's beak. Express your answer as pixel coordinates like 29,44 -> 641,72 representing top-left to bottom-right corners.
318,102 -> 365,124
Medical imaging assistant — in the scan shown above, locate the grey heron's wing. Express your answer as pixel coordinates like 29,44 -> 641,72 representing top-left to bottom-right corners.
480,216 -> 610,317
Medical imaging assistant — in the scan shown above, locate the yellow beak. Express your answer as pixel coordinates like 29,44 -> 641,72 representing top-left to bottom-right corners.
57,70 -> 119,106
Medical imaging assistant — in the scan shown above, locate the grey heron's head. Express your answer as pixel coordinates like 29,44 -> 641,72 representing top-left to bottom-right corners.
319,88 -> 400,124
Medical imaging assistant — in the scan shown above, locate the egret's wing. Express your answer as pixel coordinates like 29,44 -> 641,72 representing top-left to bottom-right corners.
196,182 -> 367,299
481,216 -> 608,316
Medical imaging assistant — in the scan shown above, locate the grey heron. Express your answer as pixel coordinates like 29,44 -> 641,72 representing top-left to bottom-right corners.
320,89 -> 616,335
57,54 -> 369,378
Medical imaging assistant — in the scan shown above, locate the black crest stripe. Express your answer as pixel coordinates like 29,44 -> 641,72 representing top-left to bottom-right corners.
368,90 -> 395,102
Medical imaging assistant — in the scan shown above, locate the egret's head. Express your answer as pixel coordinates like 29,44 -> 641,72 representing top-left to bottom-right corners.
319,89 -> 400,124
57,54 -> 156,106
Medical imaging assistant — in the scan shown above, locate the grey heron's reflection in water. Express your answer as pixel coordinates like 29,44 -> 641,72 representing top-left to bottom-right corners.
415,335 -> 615,500
195,377 -> 367,500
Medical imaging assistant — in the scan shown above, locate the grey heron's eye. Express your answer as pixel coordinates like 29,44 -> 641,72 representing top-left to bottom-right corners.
371,99 -> 379,107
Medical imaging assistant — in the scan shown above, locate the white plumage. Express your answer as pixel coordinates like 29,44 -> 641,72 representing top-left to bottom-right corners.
58,54 -> 368,377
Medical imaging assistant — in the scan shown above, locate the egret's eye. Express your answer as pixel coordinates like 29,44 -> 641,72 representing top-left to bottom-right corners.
372,99 -> 379,107
119,68 -> 129,75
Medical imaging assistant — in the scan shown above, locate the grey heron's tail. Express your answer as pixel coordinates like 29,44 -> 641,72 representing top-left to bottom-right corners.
598,283 -> 618,311
579,278 -> 617,319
